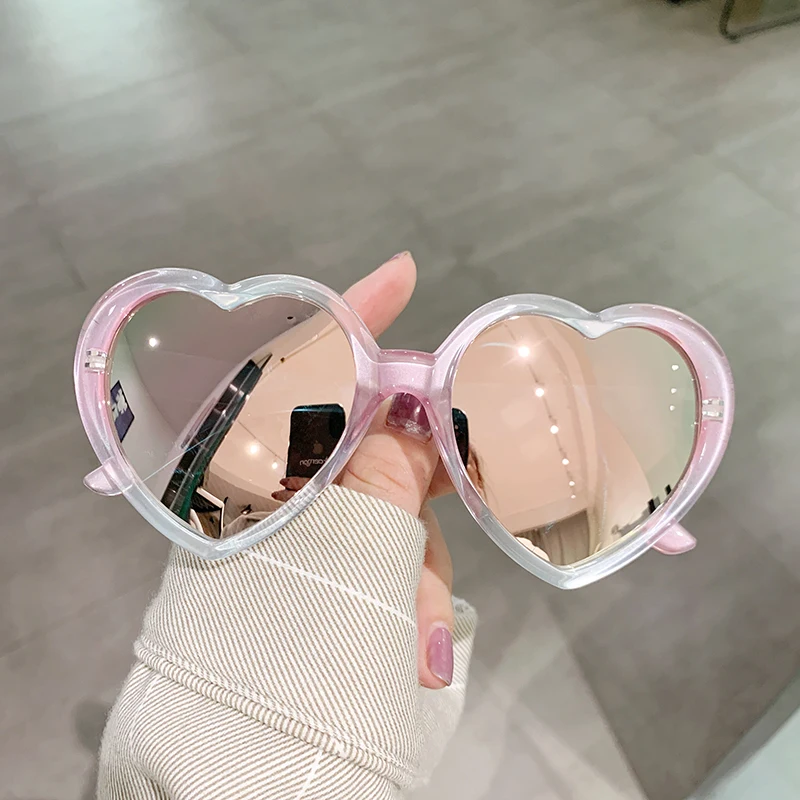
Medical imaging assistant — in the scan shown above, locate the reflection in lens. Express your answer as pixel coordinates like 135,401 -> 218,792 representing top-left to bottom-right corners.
452,318 -> 697,566
108,294 -> 356,540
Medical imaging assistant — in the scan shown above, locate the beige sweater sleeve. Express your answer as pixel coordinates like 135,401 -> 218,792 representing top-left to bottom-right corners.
98,486 -> 477,799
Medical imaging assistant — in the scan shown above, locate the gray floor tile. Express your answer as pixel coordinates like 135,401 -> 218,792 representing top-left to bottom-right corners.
413,699 -> 568,800
691,673 -> 800,800
537,1 -> 800,153
0,290 -> 94,451
548,495 -> 800,800
685,255 -> 800,407
424,497 -> 646,800
683,262 -> 800,578
198,0 -> 517,72
0,581 -> 159,799
0,285 -> 168,653
716,110 -> 800,218
480,612 -> 645,799
0,139 -> 29,216
652,27 -> 800,155
0,191 -> 80,306
2,0 -> 800,798
0,423 -> 169,654
457,156 -> 799,316
0,0 -> 193,50
535,0 -> 719,75
2,54 -> 294,203
32,107 -> 446,292
314,37 -> 683,236
0,1 -> 236,125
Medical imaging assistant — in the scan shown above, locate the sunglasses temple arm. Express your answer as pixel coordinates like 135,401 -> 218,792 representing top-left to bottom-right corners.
651,522 -> 697,556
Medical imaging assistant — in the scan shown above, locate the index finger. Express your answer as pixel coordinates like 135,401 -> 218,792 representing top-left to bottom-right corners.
342,252 -> 416,338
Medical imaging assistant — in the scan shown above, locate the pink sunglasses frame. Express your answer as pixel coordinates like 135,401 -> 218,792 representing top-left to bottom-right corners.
74,268 -> 734,589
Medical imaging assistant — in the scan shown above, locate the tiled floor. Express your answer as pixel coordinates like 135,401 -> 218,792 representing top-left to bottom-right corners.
1,1 -> 799,798
690,673 -> 800,800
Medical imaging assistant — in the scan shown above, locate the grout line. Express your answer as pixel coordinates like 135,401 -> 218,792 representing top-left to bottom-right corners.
243,30 -> 519,269
191,4 -> 251,54
33,196 -> 87,291
517,716 -> 605,800
287,88 -> 450,258
0,132 -> 87,291
0,418 -> 85,465
690,671 -> 800,798
707,149 -> 800,227
0,45 -> 243,131
309,105 -> 450,254
523,4 -> 800,231
515,9 -> 800,311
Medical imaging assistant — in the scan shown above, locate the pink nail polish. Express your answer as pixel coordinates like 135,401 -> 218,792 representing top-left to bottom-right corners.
653,524 -> 697,555
385,392 -> 432,441
427,626 -> 453,686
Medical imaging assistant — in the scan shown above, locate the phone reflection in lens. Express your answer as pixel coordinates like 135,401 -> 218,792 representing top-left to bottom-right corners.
451,318 -> 697,566
108,294 -> 356,540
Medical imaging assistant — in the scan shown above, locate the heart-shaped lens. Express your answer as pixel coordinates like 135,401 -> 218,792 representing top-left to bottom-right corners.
108,292 -> 356,540
452,317 -> 696,565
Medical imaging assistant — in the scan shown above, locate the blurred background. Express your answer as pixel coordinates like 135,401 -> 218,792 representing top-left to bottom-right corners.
1,0 -> 799,798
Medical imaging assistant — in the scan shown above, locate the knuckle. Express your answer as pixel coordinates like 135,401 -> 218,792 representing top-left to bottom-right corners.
343,454 -> 416,497
420,573 -> 455,626
342,444 -> 419,501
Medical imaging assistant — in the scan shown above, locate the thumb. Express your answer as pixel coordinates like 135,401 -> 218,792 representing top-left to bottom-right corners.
338,393 -> 438,517
417,504 -> 455,688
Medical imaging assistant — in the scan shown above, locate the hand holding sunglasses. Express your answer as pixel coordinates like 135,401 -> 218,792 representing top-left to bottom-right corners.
75,254 -> 733,590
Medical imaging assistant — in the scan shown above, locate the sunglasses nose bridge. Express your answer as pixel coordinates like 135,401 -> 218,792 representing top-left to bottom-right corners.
376,349 -> 436,403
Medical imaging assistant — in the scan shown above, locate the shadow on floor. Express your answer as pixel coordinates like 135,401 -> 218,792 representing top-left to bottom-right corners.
16,700 -> 108,800
73,700 -> 108,800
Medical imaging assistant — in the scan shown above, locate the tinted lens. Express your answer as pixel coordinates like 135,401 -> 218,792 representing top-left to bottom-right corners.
452,317 -> 696,566
109,293 -> 356,540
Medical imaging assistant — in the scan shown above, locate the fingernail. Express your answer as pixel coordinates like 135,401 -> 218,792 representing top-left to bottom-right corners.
385,392 -> 432,441
388,250 -> 410,261
654,526 -> 697,555
427,626 -> 453,686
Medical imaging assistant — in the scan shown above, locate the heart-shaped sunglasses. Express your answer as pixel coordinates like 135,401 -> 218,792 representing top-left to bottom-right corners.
74,268 -> 733,589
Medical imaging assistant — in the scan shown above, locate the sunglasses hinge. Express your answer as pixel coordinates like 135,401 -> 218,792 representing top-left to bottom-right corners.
701,398 -> 725,421
84,348 -> 108,372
